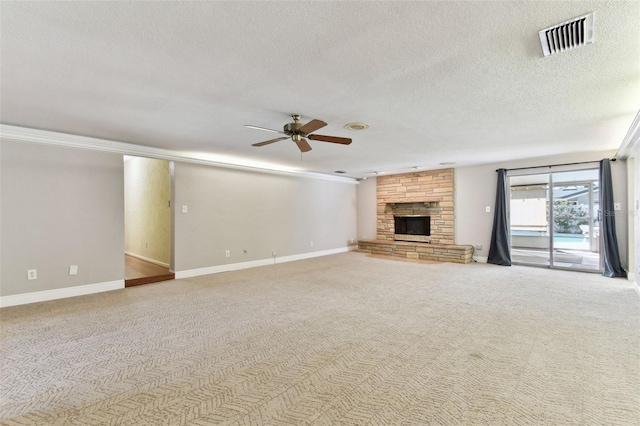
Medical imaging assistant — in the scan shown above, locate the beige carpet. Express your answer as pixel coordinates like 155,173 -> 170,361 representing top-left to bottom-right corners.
1,252 -> 639,425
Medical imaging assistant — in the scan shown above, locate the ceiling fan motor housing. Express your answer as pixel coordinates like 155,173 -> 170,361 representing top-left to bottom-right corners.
284,122 -> 303,134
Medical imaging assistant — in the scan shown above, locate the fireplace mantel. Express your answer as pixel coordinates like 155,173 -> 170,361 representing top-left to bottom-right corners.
388,201 -> 443,212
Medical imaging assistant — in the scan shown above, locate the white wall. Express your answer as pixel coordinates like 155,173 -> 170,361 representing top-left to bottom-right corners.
356,177 -> 377,240
173,162 -> 358,272
454,164 -> 497,257
1,140 -> 125,298
1,139 -> 358,304
455,150 -> 629,268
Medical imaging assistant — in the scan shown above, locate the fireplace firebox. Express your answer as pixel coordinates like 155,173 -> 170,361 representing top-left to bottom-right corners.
394,216 -> 431,242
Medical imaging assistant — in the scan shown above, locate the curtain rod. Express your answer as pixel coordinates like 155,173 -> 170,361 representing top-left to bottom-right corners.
496,158 -> 615,172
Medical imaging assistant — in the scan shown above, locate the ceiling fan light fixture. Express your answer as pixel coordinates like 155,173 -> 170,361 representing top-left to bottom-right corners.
344,122 -> 369,131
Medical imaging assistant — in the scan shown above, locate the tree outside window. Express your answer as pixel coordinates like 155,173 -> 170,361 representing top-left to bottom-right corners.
552,200 -> 589,234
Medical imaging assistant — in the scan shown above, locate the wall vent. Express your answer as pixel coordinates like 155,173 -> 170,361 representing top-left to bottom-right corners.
539,12 -> 594,57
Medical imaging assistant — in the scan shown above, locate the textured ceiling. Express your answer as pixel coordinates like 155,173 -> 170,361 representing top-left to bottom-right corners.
1,1 -> 639,178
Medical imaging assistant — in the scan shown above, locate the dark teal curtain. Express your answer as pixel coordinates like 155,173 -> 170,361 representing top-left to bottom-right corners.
488,169 -> 511,266
599,159 -> 627,278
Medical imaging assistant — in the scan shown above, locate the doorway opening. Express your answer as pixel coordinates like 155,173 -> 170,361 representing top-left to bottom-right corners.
509,168 -> 601,272
124,156 -> 175,286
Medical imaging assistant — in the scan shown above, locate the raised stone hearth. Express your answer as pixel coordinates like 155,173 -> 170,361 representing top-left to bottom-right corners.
358,240 -> 473,264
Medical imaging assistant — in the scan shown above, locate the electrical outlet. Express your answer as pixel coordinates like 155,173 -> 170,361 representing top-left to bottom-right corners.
182,205 -> 188,213
310,241 -> 314,247
475,244 -> 482,250
485,206 -> 491,213
69,265 -> 78,275
272,250 -> 277,257
27,269 -> 37,280
614,202 -> 621,211
225,250 -> 230,257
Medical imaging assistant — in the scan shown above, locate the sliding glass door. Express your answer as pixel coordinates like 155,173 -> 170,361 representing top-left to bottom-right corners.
510,173 -> 551,267
509,168 -> 601,272
550,170 -> 600,271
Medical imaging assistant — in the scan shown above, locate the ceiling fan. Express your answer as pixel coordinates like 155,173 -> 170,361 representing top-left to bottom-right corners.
245,114 -> 352,153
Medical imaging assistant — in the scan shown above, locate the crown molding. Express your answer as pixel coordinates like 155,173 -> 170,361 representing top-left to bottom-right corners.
616,109 -> 640,159
0,125 -> 358,184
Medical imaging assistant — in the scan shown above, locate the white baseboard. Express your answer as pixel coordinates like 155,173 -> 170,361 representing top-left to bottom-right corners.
0,280 -> 125,308
474,256 -> 488,263
125,251 -> 170,268
175,258 -> 274,279
274,246 -> 356,265
176,246 -> 354,279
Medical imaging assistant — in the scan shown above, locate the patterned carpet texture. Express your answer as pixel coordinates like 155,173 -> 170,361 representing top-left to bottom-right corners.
1,253 -> 639,425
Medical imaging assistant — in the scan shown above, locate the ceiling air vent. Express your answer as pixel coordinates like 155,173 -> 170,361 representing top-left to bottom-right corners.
539,12 -> 594,57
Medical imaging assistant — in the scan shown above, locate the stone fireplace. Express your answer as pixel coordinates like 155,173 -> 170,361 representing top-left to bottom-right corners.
376,168 -> 454,245
358,168 -> 472,263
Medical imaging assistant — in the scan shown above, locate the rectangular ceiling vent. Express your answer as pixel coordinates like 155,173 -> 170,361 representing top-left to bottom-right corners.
539,12 -> 594,57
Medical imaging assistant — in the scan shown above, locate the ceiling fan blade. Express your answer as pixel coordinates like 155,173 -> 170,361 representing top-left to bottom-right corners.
308,134 -> 352,145
252,136 -> 289,147
298,119 -> 327,135
295,138 -> 312,153
244,125 -> 286,134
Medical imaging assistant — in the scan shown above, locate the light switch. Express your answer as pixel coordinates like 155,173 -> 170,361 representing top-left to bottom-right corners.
181,205 -> 188,213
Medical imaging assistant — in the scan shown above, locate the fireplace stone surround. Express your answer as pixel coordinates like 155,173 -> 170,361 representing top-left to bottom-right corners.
377,168 -> 454,245
358,168 -> 472,264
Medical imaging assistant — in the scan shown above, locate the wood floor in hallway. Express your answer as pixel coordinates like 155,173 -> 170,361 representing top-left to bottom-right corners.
125,254 -> 174,287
